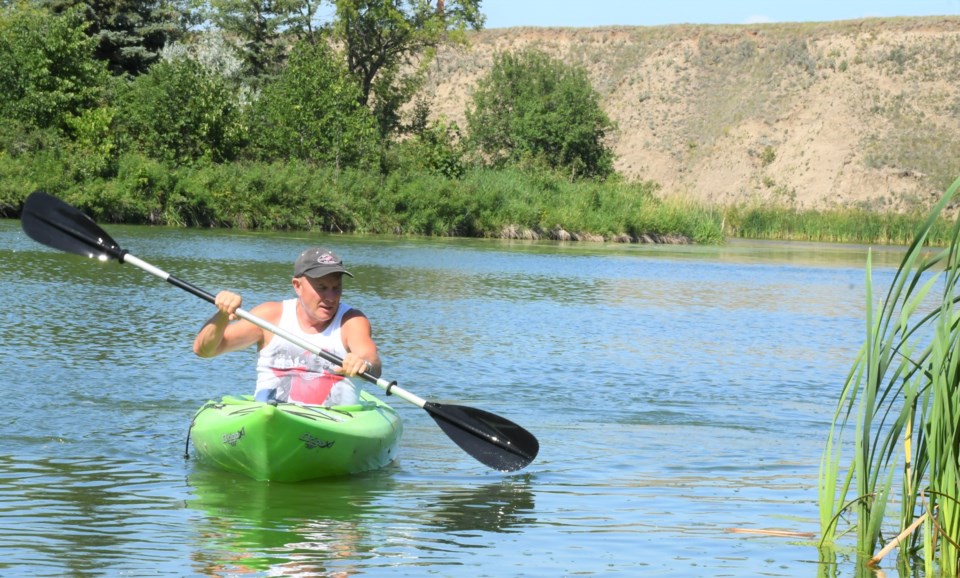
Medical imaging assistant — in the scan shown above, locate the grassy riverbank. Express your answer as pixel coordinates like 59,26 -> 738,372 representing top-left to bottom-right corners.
1,152 -> 953,246
723,203 -> 957,245
0,154 -> 726,242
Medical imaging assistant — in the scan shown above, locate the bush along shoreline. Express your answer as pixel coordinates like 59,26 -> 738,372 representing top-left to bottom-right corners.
3,153 -> 957,246
0,154 -> 728,244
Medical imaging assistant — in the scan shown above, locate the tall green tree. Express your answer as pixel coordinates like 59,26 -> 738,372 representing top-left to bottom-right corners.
207,0 -> 301,83
246,38 -> 378,169
40,0 -> 195,76
285,0 -> 326,43
332,0 -> 483,136
466,48 -> 616,180
0,2 -> 107,131
202,0 -> 482,135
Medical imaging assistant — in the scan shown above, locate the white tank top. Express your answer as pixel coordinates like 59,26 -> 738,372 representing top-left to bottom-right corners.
255,299 -> 359,406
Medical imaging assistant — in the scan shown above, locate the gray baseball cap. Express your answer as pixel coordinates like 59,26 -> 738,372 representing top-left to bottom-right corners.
293,247 -> 353,278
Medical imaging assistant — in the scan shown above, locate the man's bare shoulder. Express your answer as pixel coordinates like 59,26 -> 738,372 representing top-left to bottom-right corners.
250,300 -> 284,322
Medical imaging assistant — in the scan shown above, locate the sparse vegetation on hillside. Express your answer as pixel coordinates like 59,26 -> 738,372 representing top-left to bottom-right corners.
423,17 -> 960,213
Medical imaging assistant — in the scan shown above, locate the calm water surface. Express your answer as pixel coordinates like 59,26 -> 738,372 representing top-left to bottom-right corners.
0,219 -> 909,577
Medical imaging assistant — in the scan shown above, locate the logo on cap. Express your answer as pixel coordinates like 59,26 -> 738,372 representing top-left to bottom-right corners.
294,247 -> 353,277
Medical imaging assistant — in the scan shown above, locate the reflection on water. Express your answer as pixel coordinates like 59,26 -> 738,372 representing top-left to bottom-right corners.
423,478 -> 536,534
187,467 -> 537,576
187,468 -> 388,576
0,454 -> 190,577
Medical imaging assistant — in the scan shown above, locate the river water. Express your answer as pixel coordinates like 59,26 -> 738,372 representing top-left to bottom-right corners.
0,218 -> 912,577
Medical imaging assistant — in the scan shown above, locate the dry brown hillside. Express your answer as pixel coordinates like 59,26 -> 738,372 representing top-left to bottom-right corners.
420,16 -> 960,212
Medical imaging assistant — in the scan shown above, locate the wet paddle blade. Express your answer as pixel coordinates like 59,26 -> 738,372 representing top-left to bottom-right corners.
21,191 -> 125,262
425,402 -> 539,472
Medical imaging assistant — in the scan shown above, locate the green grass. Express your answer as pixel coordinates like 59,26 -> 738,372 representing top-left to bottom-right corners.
724,204 -> 957,246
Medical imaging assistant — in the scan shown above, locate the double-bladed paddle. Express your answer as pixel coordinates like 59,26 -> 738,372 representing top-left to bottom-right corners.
20,191 -> 539,472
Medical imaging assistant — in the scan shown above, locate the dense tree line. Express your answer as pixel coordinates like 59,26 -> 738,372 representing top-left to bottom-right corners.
0,0 -> 669,241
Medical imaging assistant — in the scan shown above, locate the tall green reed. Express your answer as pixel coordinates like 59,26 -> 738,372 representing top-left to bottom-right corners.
819,176 -> 960,573
727,204 -> 956,246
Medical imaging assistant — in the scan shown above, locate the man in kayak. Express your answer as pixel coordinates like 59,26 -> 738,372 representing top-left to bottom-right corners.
193,247 -> 381,406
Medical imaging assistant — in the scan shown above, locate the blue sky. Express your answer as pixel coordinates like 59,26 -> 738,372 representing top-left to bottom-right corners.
480,0 -> 960,28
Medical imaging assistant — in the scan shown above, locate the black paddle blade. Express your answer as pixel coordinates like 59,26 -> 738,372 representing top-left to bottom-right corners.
425,402 -> 539,472
21,191 -> 125,262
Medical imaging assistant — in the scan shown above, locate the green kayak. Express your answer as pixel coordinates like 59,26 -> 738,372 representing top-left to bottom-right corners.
188,391 -> 402,482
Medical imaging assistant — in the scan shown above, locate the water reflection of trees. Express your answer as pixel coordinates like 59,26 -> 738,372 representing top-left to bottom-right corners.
0,455 -> 184,576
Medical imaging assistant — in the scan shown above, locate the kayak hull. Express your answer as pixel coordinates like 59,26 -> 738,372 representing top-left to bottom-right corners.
189,391 -> 402,482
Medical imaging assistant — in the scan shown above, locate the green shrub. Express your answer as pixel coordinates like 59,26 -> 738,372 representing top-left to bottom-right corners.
0,4 -> 107,132
466,48 -> 615,180
246,40 -> 378,170
115,57 -> 245,165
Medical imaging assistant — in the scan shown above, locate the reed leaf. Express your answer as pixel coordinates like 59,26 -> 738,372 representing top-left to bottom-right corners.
819,176 -> 960,566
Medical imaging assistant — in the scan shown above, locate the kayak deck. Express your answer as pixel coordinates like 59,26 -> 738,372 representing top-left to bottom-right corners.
189,391 -> 402,482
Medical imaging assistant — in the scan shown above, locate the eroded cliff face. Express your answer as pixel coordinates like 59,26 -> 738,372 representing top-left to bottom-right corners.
421,17 -> 960,212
